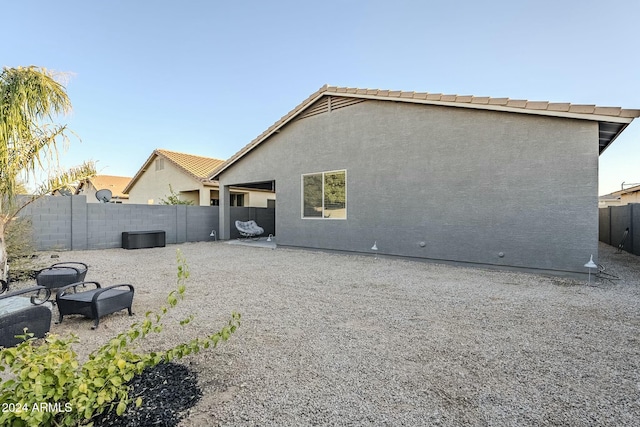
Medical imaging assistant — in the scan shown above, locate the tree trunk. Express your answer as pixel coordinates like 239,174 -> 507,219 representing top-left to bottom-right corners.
0,220 -> 8,291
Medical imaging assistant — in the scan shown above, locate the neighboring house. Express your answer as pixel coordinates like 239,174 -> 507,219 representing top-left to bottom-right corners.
599,184 -> 640,207
211,84 -> 639,275
124,149 -> 273,206
75,175 -> 131,203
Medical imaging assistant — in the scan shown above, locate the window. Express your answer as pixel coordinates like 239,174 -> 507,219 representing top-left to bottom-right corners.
230,194 -> 245,207
302,170 -> 346,219
210,199 -> 220,206
155,158 -> 164,171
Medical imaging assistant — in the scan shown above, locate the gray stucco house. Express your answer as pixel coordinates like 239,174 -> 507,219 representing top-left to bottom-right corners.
211,85 -> 639,275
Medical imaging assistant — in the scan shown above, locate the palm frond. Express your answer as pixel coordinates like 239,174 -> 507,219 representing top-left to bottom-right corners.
0,66 -> 73,202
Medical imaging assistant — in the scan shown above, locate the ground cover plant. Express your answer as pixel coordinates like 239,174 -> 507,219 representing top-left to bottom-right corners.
0,250 -> 241,426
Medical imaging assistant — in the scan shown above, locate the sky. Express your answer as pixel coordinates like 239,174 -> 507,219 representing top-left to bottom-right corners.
2,0 -> 639,195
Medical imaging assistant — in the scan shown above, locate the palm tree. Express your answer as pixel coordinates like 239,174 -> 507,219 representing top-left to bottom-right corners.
0,66 -> 96,286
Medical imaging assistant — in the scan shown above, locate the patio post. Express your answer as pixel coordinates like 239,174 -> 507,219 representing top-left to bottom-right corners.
218,184 -> 231,240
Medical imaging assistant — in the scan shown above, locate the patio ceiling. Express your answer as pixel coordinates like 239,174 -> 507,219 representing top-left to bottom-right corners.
599,121 -> 629,154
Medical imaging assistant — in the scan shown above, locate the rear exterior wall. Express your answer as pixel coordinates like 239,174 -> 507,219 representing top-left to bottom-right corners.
219,100 -> 599,274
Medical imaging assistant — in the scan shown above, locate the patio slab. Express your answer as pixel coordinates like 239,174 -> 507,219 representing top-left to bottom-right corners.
226,236 -> 276,249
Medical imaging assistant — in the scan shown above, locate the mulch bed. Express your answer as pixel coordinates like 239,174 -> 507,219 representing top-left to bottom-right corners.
91,362 -> 202,427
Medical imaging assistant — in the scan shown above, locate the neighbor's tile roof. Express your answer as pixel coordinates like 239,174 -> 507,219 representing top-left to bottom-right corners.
601,184 -> 640,198
210,85 -> 640,179
77,175 -> 131,198
156,149 -> 225,179
123,149 -> 225,193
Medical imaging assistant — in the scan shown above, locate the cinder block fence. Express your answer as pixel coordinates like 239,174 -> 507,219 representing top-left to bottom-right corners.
599,203 -> 640,256
19,196 -> 275,251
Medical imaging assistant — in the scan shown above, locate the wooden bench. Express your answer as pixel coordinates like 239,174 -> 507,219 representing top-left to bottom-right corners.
122,230 -> 166,249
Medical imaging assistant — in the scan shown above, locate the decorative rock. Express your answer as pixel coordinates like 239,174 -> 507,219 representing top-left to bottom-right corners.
91,362 -> 201,427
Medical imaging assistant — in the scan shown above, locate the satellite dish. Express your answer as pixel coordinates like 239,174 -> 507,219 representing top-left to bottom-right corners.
95,189 -> 112,203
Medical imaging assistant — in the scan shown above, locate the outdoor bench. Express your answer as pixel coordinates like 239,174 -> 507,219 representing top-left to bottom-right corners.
56,281 -> 134,329
122,230 -> 166,249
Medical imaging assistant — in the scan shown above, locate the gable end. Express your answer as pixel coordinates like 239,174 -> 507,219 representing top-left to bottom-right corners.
297,95 -> 366,121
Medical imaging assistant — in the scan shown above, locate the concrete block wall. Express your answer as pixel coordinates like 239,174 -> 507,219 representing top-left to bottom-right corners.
22,196 -> 73,250
229,207 -> 276,239
599,204 -> 639,255
599,207 -> 611,245
19,196 -> 272,251
634,206 -> 640,256
186,206 -> 220,242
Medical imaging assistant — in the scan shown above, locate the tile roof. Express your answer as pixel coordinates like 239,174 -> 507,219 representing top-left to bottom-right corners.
124,149 -> 225,194
601,184 -> 640,198
76,175 -> 131,198
156,149 -> 225,179
210,85 -> 640,179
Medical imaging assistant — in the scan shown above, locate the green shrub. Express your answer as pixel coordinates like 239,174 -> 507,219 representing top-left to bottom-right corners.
5,217 -> 44,282
159,185 -> 194,205
0,250 -> 240,426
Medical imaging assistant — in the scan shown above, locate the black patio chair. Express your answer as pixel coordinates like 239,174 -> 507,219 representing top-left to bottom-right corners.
0,286 -> 52,347
56,281 -> 134,329
35,262 -> 88,302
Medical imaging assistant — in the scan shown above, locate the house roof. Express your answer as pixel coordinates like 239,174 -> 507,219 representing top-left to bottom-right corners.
124,149 -> 225,194
76,175 -> 131,199
210,84 -> 640,179
600,184 -> 640,199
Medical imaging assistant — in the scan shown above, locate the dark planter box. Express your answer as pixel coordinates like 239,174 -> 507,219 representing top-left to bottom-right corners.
122,230 -> 166,249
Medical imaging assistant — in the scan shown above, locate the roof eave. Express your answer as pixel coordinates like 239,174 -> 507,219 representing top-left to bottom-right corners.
323,90 -> 637,124
599,122 -> 630,155
210,89 -> 327,179
210,85 -> 638,179
123,151 -> 159,194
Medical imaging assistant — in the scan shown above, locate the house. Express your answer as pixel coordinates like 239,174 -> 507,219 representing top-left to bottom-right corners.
211,85 -> 639,275
599,184 -> 640,208
75,175 -> 131,203
124,149 -> 274,206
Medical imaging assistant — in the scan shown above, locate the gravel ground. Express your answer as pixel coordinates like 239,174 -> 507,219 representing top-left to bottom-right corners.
16,241 -> 640,426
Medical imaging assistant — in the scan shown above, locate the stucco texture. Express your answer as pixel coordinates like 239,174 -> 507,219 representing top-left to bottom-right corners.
219,99 -> 599,274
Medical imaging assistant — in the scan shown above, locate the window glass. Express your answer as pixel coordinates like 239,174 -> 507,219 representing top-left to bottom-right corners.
323,171 -> 346,219
302,170 -> 346,219
230,194 -> 245,207
303,174 -> 323,217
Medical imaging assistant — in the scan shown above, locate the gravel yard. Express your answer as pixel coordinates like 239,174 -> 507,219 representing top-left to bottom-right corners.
20,241 -> 640,426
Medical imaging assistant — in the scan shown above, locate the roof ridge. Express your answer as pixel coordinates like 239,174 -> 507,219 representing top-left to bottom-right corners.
320,85 -> 638,118
209,84 -> 639,179
156,148 -> 224,162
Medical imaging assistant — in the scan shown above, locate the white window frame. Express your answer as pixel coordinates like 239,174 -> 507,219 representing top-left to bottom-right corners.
301,169 -> 347,220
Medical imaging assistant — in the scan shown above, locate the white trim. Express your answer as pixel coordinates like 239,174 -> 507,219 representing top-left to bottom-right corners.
322,91 -> 636,124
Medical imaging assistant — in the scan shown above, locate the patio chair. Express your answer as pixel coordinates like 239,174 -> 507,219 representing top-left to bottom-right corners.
56,281 -> 134,329
0,286 -> 52,347
235,220 -> 264,240
36,262 -> 88,300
